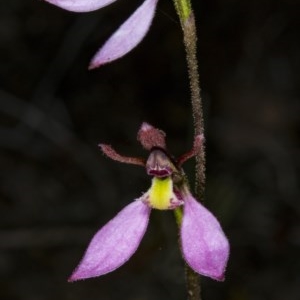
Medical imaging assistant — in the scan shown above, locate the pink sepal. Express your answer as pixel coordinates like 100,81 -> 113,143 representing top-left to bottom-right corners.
44,0 -> 118,12
181,194 -> 229,281
89,0 -> 158,68
69,199 -> 151,281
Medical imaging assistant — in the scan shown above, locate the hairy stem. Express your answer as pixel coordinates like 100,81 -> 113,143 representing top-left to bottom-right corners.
181,13 -> 205,198
173,1 -> 205,300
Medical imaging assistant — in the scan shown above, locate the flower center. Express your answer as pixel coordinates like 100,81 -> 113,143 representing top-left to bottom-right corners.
145,177 -> 183,210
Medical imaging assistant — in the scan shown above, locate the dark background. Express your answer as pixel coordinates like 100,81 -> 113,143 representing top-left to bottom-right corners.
0,0 -> 299,299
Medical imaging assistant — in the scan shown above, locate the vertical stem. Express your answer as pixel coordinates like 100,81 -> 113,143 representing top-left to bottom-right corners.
173,1 -> 205,300
185,265 -> 201,300
181,13 -> 206,198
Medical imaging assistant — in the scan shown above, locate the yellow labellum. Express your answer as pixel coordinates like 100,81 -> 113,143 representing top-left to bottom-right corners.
148,177 -> 173,210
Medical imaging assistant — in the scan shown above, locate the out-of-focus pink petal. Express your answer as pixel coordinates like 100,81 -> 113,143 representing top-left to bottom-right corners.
89,0 -> 158,68
181,194 -> 229,281
44,0 -> 118,12
69,200 -> 151,281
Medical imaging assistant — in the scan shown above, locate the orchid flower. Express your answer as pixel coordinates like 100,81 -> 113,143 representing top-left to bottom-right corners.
69,123 -> 229,282
44,0 -> 159,68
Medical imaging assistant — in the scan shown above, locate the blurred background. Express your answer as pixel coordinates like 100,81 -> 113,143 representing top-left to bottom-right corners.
0,0 -> 299,299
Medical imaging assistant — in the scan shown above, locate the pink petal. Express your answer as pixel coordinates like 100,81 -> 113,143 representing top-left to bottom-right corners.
89,0 -> 158,68
44,0 -> 118,12
69,200 -> 151,281
181,194 -> 229,281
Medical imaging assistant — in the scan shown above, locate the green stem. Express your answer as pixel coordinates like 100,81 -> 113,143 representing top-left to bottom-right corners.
173,0 -> 205,299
